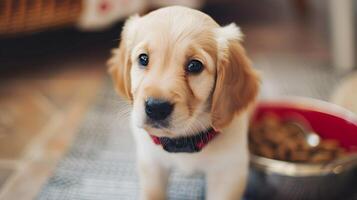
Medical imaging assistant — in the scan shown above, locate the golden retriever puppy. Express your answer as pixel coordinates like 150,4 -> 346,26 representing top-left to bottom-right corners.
109,6 -> 259,200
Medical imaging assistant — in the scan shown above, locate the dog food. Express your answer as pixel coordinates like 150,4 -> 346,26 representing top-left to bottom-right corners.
249,113 -> 346,163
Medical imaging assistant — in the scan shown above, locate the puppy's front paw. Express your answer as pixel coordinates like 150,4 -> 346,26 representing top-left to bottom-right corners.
140,189 -> 166,200
138,161 -> 168,200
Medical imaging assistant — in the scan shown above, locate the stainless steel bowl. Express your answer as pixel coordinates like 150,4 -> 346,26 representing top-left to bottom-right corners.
247,154 -> 357,200
246,97 -> 357,200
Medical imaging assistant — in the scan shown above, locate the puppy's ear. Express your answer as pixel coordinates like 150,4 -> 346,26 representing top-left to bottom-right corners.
211,23 -> 260,129
108,15 -> 140,101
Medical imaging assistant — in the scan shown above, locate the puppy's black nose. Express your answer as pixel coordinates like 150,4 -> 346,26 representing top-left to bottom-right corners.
145,98 -> 173,121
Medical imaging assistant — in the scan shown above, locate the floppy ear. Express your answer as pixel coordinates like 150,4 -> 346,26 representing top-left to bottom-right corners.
108,15 -> 140,101
211,23 -> 260,129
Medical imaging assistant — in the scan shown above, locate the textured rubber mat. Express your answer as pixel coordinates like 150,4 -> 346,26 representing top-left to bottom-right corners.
38,55 -> 355,200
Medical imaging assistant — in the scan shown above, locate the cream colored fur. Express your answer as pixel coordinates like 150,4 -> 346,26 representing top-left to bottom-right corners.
109,6 -> 259,200
132,111 -> 250,200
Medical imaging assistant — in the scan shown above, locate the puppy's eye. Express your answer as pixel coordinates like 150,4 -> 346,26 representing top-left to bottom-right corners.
186,60 -> 203,74
138,53 -> 149,67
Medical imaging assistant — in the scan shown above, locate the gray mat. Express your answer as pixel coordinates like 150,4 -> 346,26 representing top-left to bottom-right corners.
37,55 -> 346,200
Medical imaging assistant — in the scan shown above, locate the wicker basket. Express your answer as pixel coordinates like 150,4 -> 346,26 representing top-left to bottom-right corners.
0,0 -> 82,36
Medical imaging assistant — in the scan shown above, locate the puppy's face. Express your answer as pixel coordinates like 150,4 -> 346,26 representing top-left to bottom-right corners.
109,6 -> 259,138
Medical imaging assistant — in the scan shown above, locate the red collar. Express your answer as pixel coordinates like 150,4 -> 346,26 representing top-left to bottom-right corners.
149,128 -> 219,153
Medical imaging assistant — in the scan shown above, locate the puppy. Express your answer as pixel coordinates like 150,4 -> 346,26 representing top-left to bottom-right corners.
109,6 -> 259,200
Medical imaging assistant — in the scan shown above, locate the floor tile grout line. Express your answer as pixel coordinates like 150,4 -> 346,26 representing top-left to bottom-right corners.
0,112 -> 64,200
0,75 -> 106,200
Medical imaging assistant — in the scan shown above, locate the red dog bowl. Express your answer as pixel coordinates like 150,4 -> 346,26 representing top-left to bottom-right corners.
247,97 -> 357,200
252,97 -> 357,152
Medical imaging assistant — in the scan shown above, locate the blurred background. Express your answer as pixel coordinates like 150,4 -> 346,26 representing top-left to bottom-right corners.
0,0 -> 356,199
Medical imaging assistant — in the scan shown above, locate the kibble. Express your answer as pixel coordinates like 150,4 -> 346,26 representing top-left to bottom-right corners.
249,113 -> 347,163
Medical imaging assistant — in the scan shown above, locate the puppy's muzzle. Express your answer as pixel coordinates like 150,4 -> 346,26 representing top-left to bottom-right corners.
145,98 -> 174,122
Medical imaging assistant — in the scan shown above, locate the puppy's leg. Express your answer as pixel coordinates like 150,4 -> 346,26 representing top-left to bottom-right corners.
206,160 -> 248,200
138,160 -> 169,200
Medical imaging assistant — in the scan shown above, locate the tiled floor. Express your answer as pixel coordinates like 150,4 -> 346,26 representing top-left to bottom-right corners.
0,51 -> 106,199
0,167 -> 12,189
